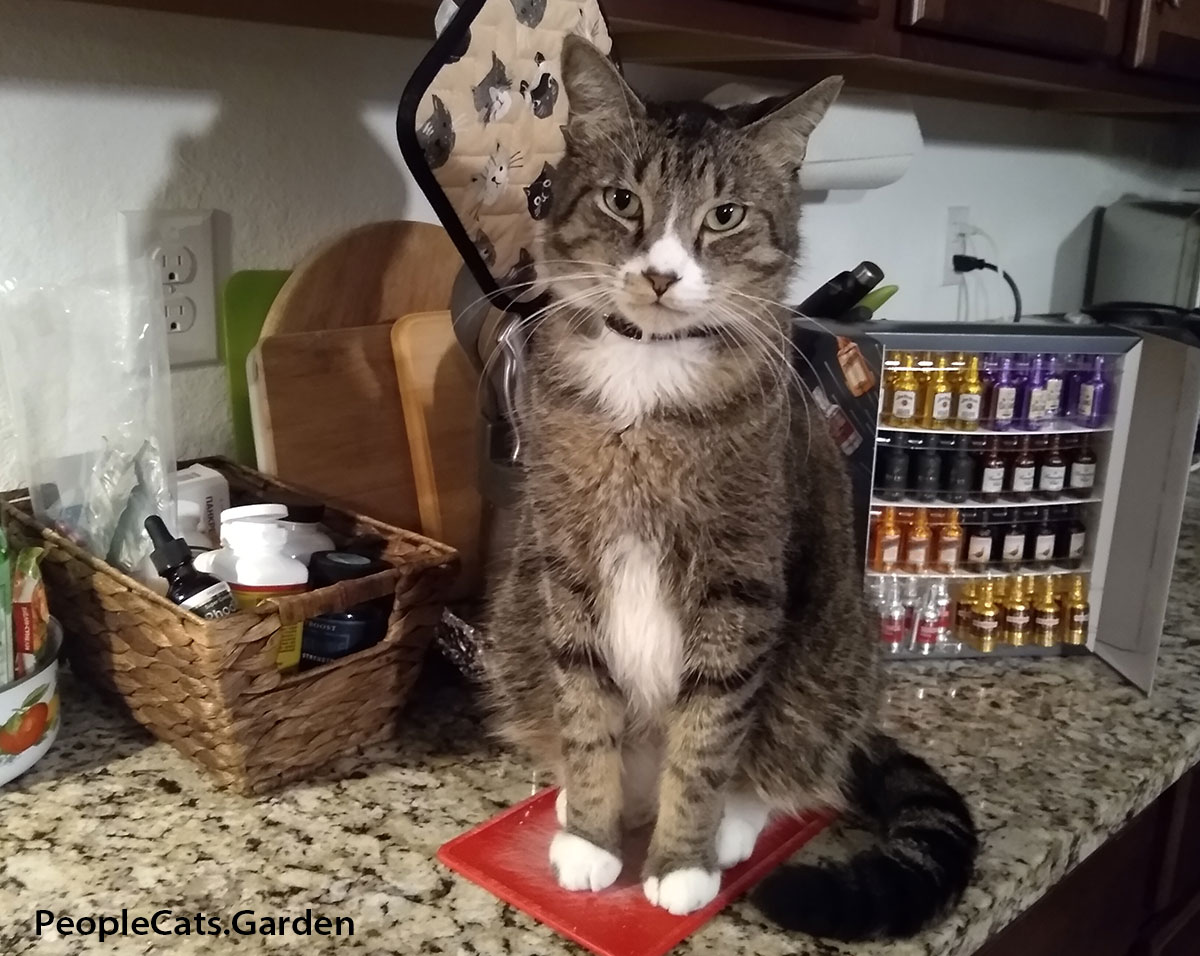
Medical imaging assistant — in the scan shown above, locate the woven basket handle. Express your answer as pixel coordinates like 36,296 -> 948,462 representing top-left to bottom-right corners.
254,569 -> 408,627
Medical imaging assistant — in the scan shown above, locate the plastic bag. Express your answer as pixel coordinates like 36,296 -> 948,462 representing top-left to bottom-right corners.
0,261 -> 176,571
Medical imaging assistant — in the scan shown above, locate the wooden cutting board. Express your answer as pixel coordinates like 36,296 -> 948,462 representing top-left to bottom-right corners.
259,221 -> 459,337
247,220 -> 461,530
249,325 -> 422,531
391,311 -> 482,593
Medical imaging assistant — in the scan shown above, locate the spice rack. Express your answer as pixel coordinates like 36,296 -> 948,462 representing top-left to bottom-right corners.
861,341 -> 1133,660
792,317 -> 1200,689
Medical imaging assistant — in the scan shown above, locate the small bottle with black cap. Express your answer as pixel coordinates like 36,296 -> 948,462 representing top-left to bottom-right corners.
277,498 -> 335,565
145,515 -> 236,620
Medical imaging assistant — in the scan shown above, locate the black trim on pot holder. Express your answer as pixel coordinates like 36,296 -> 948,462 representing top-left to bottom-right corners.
397,0 -> 618,319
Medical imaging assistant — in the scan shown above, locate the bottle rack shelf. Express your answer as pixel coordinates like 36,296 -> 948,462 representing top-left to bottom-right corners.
884,642 -> 1090,662
877,423 -> 1114,438
866,564 -> 1091,581
871,495 -> 1101,510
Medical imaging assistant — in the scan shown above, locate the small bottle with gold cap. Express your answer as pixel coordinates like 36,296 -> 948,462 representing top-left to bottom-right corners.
922,355 -> 955,429
955,579 -> 977,641
948,351 -> 969,389
1063,575 -> 1090,645
1032,576 -> 1062,647
992,573 -> 1010,608
889,353 -> 921,428
1002,575 -> 1032,647
935,508 -> 964,573
955,355 -> 986,431
970,578 -> 1001,653
874,507 -> 903,572
905,509 -> 933,572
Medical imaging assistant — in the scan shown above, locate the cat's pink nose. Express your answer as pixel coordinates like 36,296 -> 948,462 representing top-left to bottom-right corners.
643,269 -> 679,299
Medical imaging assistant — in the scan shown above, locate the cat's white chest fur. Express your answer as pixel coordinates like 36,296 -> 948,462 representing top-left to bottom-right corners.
600,535 -> 682,716
567,329 -> 714,424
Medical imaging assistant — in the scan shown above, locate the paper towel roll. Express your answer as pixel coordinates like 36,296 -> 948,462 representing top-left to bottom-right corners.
705,84 -> 923,192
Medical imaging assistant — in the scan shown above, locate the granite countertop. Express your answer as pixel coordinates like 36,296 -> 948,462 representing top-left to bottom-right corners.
2,491 -> 1199,956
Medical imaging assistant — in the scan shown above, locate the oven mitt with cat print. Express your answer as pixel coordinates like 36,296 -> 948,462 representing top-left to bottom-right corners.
398,0 -> 613,312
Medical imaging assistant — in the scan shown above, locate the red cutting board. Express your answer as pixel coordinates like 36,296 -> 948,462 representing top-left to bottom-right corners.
438,789 -> 832,956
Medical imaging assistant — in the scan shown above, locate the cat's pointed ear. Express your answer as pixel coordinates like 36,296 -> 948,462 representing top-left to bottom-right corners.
746,76 -> 843,170
561,35 -> 643,133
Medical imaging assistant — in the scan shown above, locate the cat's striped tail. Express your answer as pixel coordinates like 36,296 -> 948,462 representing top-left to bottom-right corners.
752,734 -> 977,941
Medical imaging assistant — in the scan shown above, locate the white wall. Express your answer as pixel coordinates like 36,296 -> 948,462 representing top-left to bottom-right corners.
0,0 -> 1194,490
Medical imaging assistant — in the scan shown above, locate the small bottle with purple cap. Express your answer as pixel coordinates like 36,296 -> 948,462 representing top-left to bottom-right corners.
988,356 -> 1021,431
1075,356 -> 1110,428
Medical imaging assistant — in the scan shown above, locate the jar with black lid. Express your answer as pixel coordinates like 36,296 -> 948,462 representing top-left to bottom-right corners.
300,552 -> 393,669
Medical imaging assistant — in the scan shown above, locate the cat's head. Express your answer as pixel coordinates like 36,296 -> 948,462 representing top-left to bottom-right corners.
540,36 -> 841,341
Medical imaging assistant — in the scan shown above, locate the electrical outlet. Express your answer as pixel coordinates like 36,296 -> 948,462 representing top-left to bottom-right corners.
162,295 -> 197,335
154,245 -> 197,286
119,209 -> 217,366
943,205 -> 971,286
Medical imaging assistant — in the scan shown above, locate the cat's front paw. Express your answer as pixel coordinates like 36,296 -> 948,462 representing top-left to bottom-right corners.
643,869 -> 721,915
549,831 -> 622,892
715,794 -> 770,869
715,815 -> 761,869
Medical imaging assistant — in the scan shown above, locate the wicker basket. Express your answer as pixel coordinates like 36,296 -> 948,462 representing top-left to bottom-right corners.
1,458 -> 458,794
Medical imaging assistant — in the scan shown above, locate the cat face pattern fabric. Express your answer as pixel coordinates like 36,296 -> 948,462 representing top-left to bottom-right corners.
411,0 -> 611,300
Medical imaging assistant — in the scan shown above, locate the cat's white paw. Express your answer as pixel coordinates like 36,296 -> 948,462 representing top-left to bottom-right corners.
715,816 -> 761,869
549,831 -> 622,892
715,794 -> 770,869
643,868 -> 721,915
555,789 -> 568,827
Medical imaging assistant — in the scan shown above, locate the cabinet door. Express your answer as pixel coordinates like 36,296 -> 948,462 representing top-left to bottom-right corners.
901,1 -> 1122,59
742,0 -> 879,17
1154,899 -> 1200,956
972,795 -> 1163,956
1128,0 -> 1200,81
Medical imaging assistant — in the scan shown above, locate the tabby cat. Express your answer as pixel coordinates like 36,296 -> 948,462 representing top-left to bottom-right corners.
484,35 -> 977,940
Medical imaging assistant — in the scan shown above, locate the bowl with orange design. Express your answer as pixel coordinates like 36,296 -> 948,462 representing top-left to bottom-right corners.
0,619 -> 61,787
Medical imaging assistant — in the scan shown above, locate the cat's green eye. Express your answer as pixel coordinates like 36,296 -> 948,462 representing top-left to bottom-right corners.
602,187 -> 642,219
704,203 -> 747,233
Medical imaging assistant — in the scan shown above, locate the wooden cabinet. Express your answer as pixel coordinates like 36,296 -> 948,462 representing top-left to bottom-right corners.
1156,901 -> 1200,956
976,765 -> 1200,956
57,0 -> 1200,110
751,0 -> 879,18
900,0 -> 1127,59
972,794 -> 1165,956
1128,0 -> 1200,81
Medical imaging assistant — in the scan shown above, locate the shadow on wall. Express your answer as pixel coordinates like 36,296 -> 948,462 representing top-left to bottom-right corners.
914,95 -> 1188,169
0,0 -> 424,272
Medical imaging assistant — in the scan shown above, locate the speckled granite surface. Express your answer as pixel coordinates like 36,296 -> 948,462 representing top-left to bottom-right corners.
2,491 -> 1199,956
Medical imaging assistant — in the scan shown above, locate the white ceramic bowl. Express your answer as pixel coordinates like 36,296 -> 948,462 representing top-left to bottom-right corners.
0,619 -> 62,787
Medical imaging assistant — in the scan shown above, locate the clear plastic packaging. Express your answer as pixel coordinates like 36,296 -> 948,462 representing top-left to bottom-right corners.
0,262 -> 176,571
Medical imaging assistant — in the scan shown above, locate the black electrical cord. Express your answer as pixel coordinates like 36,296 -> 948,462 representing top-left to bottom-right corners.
953,254 -> 1023,322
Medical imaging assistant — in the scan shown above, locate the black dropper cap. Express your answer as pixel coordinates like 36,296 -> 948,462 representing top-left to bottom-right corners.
145,515 -> 190,575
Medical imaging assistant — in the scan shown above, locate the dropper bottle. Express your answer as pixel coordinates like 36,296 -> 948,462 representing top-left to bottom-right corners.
145,515 -> 237,620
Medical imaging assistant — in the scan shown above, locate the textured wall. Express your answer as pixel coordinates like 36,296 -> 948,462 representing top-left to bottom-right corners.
0,0 -> 1193,491
0,0 -> 436,489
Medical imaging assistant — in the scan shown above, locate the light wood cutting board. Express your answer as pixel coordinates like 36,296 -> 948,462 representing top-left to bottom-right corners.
249,325 -> 422,531
259,220 -> 460,337
391,311 -> 482,594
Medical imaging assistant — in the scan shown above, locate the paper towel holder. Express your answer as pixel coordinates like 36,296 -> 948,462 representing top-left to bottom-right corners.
705,84 -> 923,193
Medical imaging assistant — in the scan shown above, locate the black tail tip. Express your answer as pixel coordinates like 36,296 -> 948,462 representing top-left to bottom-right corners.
753,864 -> 854,940
751,853 -> 972,942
